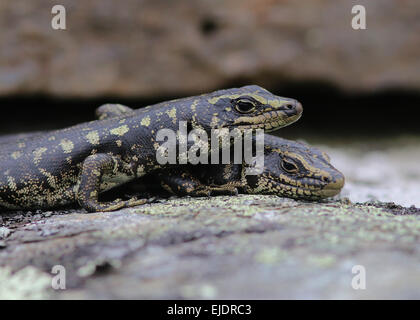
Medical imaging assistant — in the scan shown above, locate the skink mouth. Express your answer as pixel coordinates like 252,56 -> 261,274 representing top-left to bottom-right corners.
256,175 -> 344,200
288,179 -> 344,200
234,109 -> 302,132
280,185 -> 340,200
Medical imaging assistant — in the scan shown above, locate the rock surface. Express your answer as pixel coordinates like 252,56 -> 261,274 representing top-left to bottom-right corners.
1,0 -> 419,97
0,131 -> 419,299
312,136 -> 420,208
0,195 -> 419,299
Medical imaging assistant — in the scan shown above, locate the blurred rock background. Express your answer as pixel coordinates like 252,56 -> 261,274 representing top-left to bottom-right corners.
1,0 -> 420,97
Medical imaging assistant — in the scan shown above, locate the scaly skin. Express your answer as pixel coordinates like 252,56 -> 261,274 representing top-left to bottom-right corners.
150,135 -> 345,200
0,85 -> 302,212
93,99 -> 343,200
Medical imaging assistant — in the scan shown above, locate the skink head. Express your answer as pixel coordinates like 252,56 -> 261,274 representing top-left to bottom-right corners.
245,135 -> 345,200
192,85 -> 302,132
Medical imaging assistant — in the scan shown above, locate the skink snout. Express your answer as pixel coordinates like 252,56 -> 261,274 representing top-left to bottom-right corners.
295,101 -> 303,115
332,171 -> 345,189
321,171 -> 345,197
282,100 -> 303,118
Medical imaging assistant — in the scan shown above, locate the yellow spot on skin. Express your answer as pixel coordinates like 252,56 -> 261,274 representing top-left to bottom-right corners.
110,125 -> 129,136
18,142 -> 26,148
210,116 -> 219,127
33,147 -> 48,164
38,168 -> 57,188
136,165 -> 145,176
86,131 -> 100,145
116,140 -> 122,147
191,100 -> 199,112
60,139 -> 74,154
7,176 -> 17,191
167,107 -> 176,117
166,107 -> 177,123
48,136 -> 56,141
141,116 -> 151,127
11,151 -> 22,160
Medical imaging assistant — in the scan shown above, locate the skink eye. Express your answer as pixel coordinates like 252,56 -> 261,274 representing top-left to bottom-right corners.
234,99 -> 256,113
281,159 -> 298,173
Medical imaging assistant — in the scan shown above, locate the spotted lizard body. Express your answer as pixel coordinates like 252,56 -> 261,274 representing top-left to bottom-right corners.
92,102 -> 344,201
0,85 -> 302,212
154,135 -> 345,200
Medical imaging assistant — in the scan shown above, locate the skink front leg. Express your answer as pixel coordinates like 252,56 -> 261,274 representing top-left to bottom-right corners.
77,153 -> 146,212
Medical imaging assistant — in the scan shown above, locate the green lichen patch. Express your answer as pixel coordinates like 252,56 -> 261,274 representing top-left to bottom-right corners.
0,266 -> 52,299
0,195 -> 419,299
